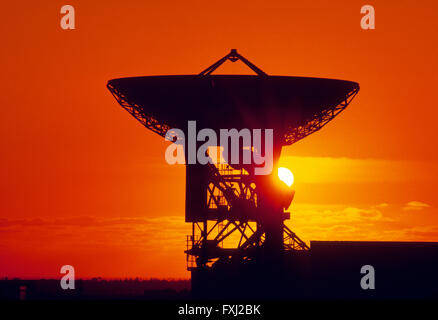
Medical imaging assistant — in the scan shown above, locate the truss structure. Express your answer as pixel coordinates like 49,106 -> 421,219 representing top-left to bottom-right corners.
107,84 -> 170,138
284,86 -> 359,145
185,162 -> 309,271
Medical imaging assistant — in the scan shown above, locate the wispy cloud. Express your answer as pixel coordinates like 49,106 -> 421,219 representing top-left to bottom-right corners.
288,202 -> 438,243
1,202 -> 437,279
403,201 -> 431,211
0,215 -> 191,279
0,215 -> 190,252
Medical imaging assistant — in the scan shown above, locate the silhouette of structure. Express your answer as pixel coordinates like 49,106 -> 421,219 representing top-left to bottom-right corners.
107,50 -> 437,299
107,49 -> 359,297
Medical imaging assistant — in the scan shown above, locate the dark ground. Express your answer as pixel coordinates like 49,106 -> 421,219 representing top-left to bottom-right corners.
0,278 -> 190,300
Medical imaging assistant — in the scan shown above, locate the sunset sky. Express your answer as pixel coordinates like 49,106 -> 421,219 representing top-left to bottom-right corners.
1,1 -> 437,279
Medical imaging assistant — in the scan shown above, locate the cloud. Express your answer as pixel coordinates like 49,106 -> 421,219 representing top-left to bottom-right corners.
1,205 -> 438,279
287,202 -> 438,243
405,225 -> 438,238
403,201 -> 431,211
289,203 -> 394,226
0,215 -> 191,279
0,215 -> 190,252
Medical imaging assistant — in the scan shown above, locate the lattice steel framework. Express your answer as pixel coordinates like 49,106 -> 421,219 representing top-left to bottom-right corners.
107,84 -> 171,138
284,86 -> 359,145
185,162 -> 309,271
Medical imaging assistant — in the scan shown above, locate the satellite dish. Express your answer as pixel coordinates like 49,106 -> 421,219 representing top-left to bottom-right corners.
106,50 -> 360,292
107,49 -> 359,146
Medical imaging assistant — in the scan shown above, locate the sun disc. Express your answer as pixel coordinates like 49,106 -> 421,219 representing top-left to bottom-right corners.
278,167 -> 294,187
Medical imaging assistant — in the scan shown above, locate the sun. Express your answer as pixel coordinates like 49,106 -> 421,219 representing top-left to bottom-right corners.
278,167 -> 294,187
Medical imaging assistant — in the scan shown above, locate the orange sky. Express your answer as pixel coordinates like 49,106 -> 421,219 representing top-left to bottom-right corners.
1,0 -> 437,279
